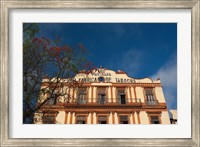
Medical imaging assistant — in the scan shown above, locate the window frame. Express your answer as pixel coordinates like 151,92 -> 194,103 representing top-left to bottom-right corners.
97,87 -> 108,104
75,114 -> 87,124
47,93 -> 58,105
97,94 -> 106,104
42,111 -> 58,124
77,87 -> 87,104
147,112 -> 162,124
150,116 -> 160,124
117,88 -> 126,104
144,87 -> 158,105
118,114 -> 130,124
96,114 -> 109,124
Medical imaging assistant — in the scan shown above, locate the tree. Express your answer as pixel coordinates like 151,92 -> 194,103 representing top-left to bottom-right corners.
23,24 -> 96,123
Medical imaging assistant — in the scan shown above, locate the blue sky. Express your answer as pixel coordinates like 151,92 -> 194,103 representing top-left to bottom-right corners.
38,23 -> 177,110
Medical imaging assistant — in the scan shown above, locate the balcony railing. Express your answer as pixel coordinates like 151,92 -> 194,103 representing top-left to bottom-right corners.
74,98 -> 141,105
146,100 -> 159,105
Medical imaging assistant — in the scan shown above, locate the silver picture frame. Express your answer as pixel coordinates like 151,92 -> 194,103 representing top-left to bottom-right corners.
0,0 -> 199,146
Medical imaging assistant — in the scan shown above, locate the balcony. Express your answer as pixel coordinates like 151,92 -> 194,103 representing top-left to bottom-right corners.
75,98 -> 141,105
146,100 -> 159,105
42,98 -> 142,108
41,98 -> 167,110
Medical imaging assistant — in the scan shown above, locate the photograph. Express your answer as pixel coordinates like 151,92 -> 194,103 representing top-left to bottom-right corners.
1,0 -> 199,146
23,23 -> 177,125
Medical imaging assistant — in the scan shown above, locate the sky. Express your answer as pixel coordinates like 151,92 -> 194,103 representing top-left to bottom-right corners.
37,23 -> 177,110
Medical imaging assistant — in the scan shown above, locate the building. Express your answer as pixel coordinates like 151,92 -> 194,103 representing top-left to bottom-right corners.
170,109 -> 177,124
34,67 -> 170,124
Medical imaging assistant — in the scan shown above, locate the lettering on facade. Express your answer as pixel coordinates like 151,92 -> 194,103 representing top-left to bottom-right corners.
115,78 -> 134,83
76,69 -> 134,83
91,69 -> 111,77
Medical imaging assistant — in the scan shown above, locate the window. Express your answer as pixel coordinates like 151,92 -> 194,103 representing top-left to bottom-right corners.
98,77 -> 105,82
150,116 -> 160,124
77,88 -> 87,104
98,94 -> 106,104
145,88 -> 157,105
119,115 -> 129,124
43,115 -> 55,124
98,116 -> 107,124
76,115 -> 86,124
117,88 -> 126,104
48,94 -> 58,105
97,87 -> 106,104
147,112 -> 162,124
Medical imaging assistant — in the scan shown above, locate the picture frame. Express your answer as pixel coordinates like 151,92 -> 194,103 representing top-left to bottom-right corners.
0,0 -> 199,146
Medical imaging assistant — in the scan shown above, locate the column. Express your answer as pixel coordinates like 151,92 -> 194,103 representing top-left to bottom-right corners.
129,86 -> 133,103
133,86 -> 137,102
88,86 -> 91,103
132,111 -> 135,124
65,111 -> 68,124
113,87 -> 117,103
110,86 -> 113,103
136,111 -> 141,124
94,112 -> 97,124
93,86 -> 96,103
91,111 -> 93,124
116,112 -> 119,124
91,86 -> 93,103
112,112 -> 115,124
69,112 -> 73,124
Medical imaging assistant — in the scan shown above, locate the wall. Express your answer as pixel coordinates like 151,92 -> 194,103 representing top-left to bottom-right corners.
56,111 -> 65,124
53,110 -> 170,124
161,111 -> 171,124
154,87 -> 166,102
135,87 -> 145,102
139,111 -> 149,124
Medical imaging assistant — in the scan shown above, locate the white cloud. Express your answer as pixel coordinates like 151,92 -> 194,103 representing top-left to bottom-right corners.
107,47 -> 177,110
152,56 -> 177,88
151,55 -> 177,110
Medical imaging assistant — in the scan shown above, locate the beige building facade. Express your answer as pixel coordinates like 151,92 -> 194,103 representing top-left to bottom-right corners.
34,67 -> 170,124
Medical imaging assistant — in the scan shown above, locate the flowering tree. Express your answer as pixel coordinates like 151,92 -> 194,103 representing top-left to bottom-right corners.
23,24 -> 96,123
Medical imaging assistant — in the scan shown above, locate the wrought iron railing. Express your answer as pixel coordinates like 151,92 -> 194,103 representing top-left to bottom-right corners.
146,100 -> 159,105
75,98 -> 141,105
43,98 -> 162,106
